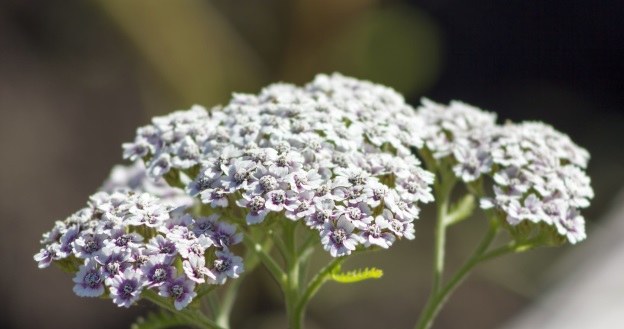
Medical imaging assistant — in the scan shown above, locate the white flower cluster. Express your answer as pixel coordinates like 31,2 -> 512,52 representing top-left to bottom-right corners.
34,190 -> 243,310
101,161 -> 194,208
418,98 -> 498,182
123,73 -> 435,257
418,99 -> 593,244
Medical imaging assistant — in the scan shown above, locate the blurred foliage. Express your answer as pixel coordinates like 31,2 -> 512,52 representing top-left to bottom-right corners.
95,0 -> 442,112
95,0 -> 266,110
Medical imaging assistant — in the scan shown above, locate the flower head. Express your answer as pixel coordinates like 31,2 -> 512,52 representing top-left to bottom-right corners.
35,190 -> 243,309
418,100 -> 593,244
124,74 -> 435,256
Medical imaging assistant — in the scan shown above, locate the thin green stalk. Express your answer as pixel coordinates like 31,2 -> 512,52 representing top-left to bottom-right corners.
431,173 -> 456,293
273,230 -> 292,263
243,234 -> 287,286
292,257 -> 345,329
297,245 -> 315,292
196,285 -> 217,300
211,238 -> 268,329
432,196 -> 448,293
207,292 -> 221,318
143,290 -> 224,329
479,237 -> 541,262
215,278 -> 243,329
414,220 -> 498,329
284,221 -> 302,329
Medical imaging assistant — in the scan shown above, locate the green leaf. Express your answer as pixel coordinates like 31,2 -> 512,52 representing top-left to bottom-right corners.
131,311 -> 191,329
329,265 -> 383,283
446,194 -> 476,225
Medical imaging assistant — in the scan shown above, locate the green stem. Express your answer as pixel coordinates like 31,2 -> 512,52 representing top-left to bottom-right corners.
284,221 -> 302,329
207,292 -> 221,318
292,257 -> 345,329
211,237 -> 268,329
479,237 -> 540,262
196,285 -> 217,300
143,290 -> 224,329
243,234 -> 287,286
414,220 -> 498,329
215,277 -> 243,329
432,196 -> 448,293
431,173 -> 456,293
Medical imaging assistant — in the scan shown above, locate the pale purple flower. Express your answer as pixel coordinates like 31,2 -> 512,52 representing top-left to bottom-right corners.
334,185 -> 368,205
159,276 -> 197,310
265,190 -> 297,212
249,167 -> 280,195
363,181 -> 388,208
333,166 -> 370,188
122,139 -> 151,161
108,268 -> 145,308
171,136 -> 200,169
503,194 -> 543,225
36,189 -> 246,308
493,166 -> 531,194
553,205 -> 586,244
268,151 -> 304,177
236,194 -> 269,224
34,244 -> 59,268
285,191 -> 315,220
360,215 -> 396,248
209,250 -> 244,285
320,217 -> 359,257
105,228 -> 143,251
146,235 -> 178,258
200,186 -> 229,208
183,255 -> 215,284
129,247 -> 150,270
286,169 -> 322,193
305,198 -> 335,230
73,232 -> 106,259
222,160 -> 256,192
58,226 -> 80,258
336,203 -> 373,229
186,170 -> 217,197
141,254 -> 175,287
40,221 -> 65,245
96,247 -> 132,278
192,214 -> 219,237
375,209 -> 414,240
177,235 -> 213,260
127,195 -> 170,227
384,191 -> 421,221
148,153 -> 172,177
210,222 -> 243,248
72,260 -> 105,297
395,168 -> 435,203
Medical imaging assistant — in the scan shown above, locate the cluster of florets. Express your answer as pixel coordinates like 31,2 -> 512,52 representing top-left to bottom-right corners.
101,161 -> 194,208
122,73 -> 435,257
418,99 -> 593,244
34,190 -> 243,310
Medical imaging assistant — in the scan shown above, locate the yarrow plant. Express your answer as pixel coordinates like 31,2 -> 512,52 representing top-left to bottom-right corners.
35,74 -> 593,329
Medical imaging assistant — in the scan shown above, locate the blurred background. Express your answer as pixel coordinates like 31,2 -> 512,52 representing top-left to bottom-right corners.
1,0 -> 623,328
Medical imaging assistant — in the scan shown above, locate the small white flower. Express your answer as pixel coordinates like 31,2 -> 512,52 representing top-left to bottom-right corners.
320,217 -> 360,257
209,250 -> 244,285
